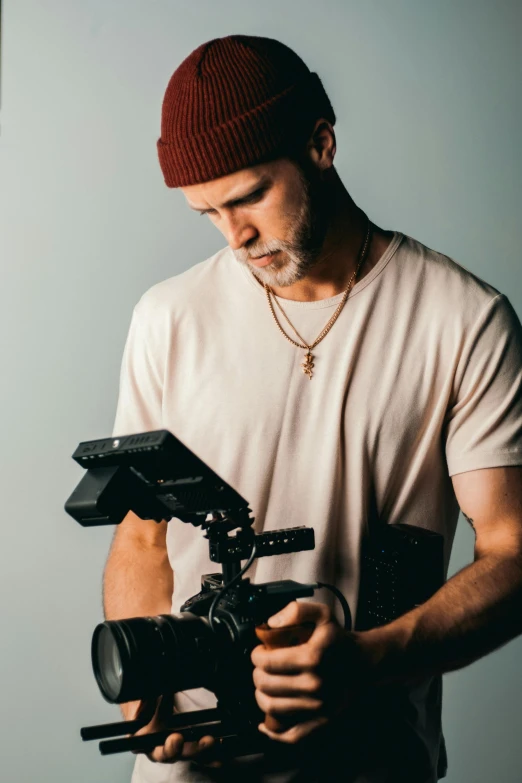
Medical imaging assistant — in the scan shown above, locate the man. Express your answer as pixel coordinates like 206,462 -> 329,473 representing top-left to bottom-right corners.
104,34 -> 522,783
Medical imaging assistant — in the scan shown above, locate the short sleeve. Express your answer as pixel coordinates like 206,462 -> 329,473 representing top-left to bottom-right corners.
445,293 -> 522,476
112,304 -> 164,437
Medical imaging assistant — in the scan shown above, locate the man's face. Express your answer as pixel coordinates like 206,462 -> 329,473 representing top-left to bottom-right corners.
181,156 -> 330,287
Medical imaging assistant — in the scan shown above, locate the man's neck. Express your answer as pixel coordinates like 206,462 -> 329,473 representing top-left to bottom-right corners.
265,182 -> 391,302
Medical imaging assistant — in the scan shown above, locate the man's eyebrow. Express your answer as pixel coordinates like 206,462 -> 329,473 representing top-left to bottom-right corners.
188,176 -> 272,213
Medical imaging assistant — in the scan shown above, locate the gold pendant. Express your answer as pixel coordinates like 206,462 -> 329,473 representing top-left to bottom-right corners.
301,350 -> 314,380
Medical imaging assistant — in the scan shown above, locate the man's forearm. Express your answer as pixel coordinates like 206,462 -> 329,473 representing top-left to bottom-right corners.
103,531 -> 173,620
356,551 -> 522,686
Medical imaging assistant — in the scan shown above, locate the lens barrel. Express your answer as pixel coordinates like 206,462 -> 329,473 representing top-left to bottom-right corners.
91,613 -> 217,703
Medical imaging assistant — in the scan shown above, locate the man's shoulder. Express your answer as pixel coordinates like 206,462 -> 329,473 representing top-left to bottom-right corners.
134,245 -> 234,321
398,233 -> 503,320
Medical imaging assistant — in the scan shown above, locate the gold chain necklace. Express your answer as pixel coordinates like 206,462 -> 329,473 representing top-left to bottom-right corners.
264,216 -> 371,380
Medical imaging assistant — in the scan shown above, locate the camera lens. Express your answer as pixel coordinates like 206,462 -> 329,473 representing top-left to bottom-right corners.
91,614 -> 218,704
94,625 -> 123,702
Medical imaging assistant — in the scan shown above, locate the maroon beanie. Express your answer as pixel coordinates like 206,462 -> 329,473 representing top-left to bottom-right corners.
157,34 -> 336,188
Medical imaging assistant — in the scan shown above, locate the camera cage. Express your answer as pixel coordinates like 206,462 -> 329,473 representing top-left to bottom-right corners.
65,429 -> 335,758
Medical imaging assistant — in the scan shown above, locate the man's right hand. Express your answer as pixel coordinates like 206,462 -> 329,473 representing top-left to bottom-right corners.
121,696 -> 223,768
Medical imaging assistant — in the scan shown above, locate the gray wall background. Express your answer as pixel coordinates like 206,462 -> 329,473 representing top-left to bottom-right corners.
1,1 -> 521,781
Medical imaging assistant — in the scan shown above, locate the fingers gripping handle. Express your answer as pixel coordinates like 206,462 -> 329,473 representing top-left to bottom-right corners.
255,622 -> 315,733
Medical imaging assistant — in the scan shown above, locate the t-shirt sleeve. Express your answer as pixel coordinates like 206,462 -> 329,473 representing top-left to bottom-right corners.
112,304 -> 164,437
445,293 -> 522,476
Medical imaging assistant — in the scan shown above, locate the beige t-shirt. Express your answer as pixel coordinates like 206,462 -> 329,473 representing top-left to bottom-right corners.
113,233 -> 522,783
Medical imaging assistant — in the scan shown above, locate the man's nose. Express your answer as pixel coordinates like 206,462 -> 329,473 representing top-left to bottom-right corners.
223,214 -> 258,252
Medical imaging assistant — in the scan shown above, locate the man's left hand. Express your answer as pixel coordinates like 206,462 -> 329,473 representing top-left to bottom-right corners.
251,600 -> 368,744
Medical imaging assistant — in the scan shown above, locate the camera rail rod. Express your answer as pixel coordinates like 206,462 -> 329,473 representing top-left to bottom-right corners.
81,707 -> 269,757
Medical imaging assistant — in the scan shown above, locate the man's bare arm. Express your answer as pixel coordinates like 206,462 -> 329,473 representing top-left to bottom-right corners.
356,466 -> 522,685
102,511 -> 173,722
103,510 -> 173,621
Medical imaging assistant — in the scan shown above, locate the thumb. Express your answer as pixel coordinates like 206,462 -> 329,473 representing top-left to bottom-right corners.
267,601 -> 300,628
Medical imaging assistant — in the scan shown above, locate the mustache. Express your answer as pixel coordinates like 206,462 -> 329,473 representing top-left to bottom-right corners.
236,241 -> 294,263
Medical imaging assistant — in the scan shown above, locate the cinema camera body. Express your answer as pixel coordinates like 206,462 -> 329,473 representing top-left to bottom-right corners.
65,429 -> 444,760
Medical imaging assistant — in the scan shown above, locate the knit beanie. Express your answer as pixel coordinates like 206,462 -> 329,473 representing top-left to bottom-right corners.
157,34 -> 336,188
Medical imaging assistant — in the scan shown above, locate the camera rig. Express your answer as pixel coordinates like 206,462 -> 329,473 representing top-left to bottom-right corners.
65,429 -> 351,759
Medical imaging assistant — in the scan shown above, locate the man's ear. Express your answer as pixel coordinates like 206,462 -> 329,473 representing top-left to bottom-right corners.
306,119 -> 336,174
